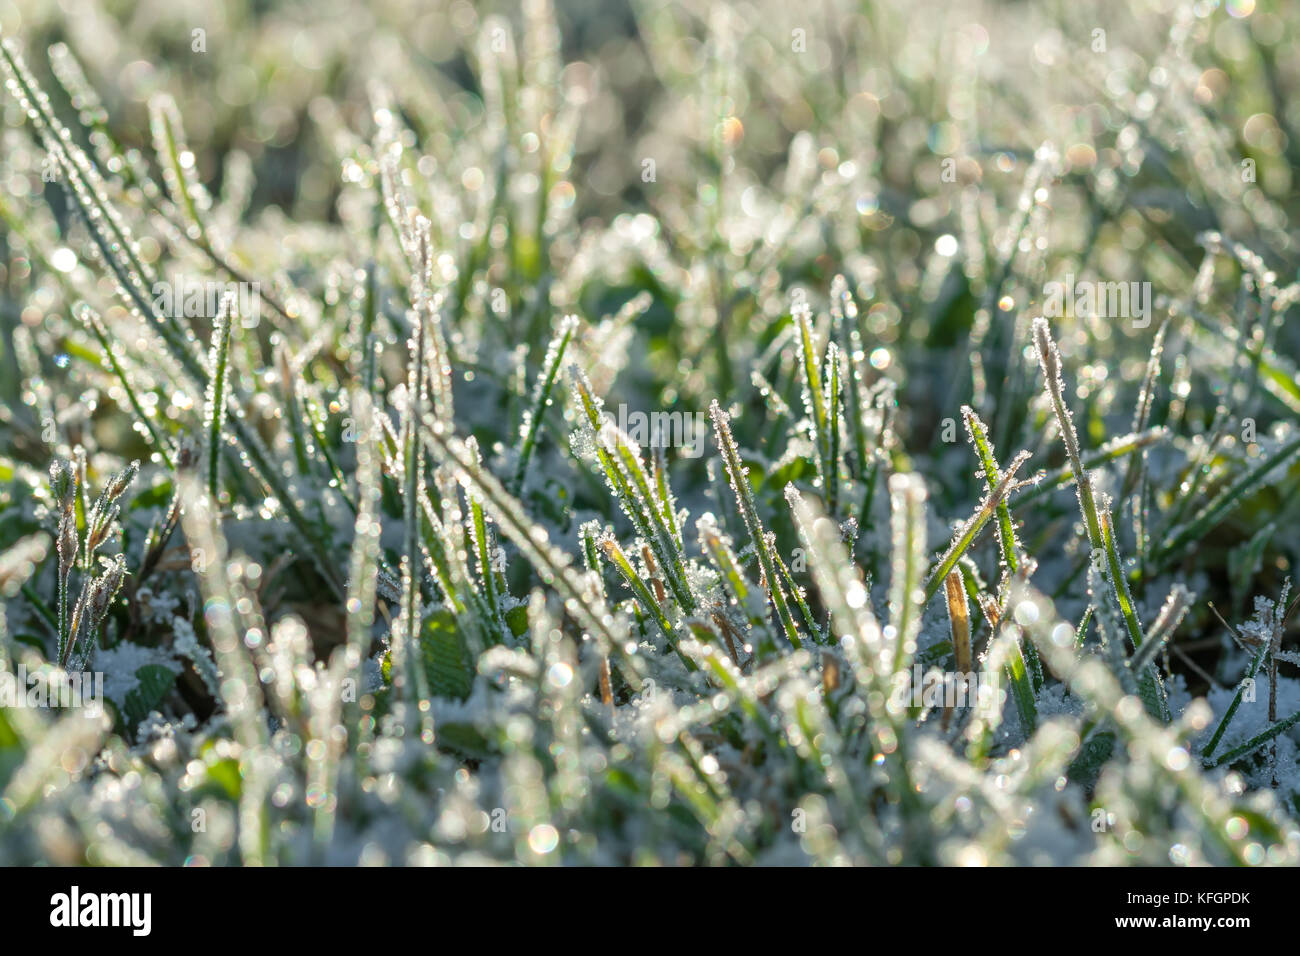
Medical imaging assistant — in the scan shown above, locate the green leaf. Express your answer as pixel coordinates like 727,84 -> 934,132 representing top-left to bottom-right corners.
1067,731 -> 1114,788
505,604 -> 529,638
122,663 -> 178,727
204,756 -> 242,800
436,723 -> 493,758
421,609 -> 474,701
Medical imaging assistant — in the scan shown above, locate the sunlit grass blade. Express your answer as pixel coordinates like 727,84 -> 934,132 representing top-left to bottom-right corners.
922,450 -> 1031,604
888,474 -> 927,674
710,401 -> 802,651
571,372 -> 695,613
422,419 -> 643,690
464,436 -> 505,635
512,314 -> 576,495
1033,317 -> 1155,713
203,296 -> 235,500
697,514 -> 772,643
149,93 -> 212,246
1129,584 -> 1192,677
1013,427 -> 1166,507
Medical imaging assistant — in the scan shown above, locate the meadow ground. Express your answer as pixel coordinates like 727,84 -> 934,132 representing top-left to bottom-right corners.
1,0 -> 1299,866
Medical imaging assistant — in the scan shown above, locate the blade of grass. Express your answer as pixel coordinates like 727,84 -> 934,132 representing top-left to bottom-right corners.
512,314 -> 576,495
422,419 -> 644,691
1154,430 -> 1300,564
710,401 -> 802,651
1033,318 -> 1157,716
203,296 -> 235,500
922,450 -> 1031,604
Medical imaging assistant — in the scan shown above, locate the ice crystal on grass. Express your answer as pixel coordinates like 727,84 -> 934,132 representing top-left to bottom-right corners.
3,0 -> 1300,867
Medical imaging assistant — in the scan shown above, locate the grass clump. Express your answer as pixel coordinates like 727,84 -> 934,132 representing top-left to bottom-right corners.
1,0 -> 1300,866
